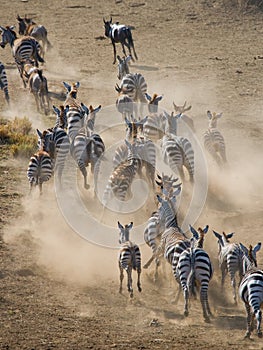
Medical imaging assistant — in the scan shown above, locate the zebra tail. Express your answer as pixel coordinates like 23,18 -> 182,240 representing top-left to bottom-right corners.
187,252 -> 195,296
36,49 -> 45,63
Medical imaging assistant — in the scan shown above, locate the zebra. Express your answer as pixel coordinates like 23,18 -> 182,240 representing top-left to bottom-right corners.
203,110 -> 227,166
70,105 -> 105,190
103,140 -> 141,204
53,105 -> 69,130
142,93 -> 164,142
161,111 -> 195,182
176,238 -> 213,322
239,242 -> 262,338
118,221 -> 142,298
63,81 -> 80,100
173,101 -> 195,133
27,131 -> 52,195
213,230 -> 244,304
37,128 -> 70,187
0,25 -> 44,85
113,116 -> 156,188
145,93 -> 163,114
21,59 -> 50,114
143,174 -> 181,281
115,84 -> 134,121
117,54 -> 131,80
0,61 -> 9,104
16,15 -> 52,59
103,18 -> 138,64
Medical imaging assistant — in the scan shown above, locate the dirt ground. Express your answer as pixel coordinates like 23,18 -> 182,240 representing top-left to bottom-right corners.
1,0 -> 263,349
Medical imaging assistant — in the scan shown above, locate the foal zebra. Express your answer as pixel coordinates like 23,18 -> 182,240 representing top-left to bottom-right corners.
118,221 -> 142,298
239,242 -> 262,338
104,18 -> 138,64
27,130 -> 52,195
161,111 -> 195,182
0,26 -> 44,84
176,237 -> 213,322
0,61 -> 9,104
213,230 -> 243,304
17,15 -> 52,59
203,111 -> 227,166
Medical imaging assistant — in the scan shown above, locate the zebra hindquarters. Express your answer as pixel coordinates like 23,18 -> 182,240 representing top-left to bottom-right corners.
161,137 -> 184,182
179,137 -> 194,183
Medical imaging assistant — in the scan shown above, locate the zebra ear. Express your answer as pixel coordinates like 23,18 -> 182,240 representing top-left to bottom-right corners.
253,242 -> 261,253
155,95 -> 163,103
124,117 -> 131,127
65,105 -> 69,114
53,105 -> 60,116
156,194 -> 162,204
217,112 -> 223,119
63,81 -> 71,92
0,26 -> 6,33
9,25 -> 15,31
207,111 -> 213,119
145,93 -> 151,101
185,105 -> 192,112
36,129 -> 42,138
81,102 -> 89,115
75,82 -> 80,89
126,55 -> 132,63
127,222 -> 133,230
139,116 -> 148,126
239,242 -> 248,254
226,232 -> 234,239
203,225 -> 209,234
212,230 -> 224,246
93,105 -> 102,114
189,225 -> 199,240
118,221 -> 123,230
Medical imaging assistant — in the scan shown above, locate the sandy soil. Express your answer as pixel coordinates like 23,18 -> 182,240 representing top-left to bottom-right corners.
1,0 -> 263,349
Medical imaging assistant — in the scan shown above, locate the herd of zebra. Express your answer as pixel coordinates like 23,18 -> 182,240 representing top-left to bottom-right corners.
0,15 -> 51,114
0,16 -> 262,340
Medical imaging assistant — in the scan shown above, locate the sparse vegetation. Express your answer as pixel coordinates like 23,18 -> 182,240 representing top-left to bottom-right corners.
0,116 -> 37,158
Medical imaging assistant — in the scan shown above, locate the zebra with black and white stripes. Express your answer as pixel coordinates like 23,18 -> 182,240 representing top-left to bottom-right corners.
203,111 -> 227,166
70,105 -> 104,189
103,18 -> 138,64
0,61 -> 9,104
117,55 -> 131,80
0,25 -> 44,85
173,101 -> 195,133
118,221 -> 142,298
239,242 -> 262,338
113,116 -> 156,188
37,127 -> 70,187
176,237 -> 213,322
53,105 -> 69,130
103,140 -> 141,204
161,111 -> 195,182
27,130 -> 52,194
17,15 -> 52,59
213,230 -> 244,304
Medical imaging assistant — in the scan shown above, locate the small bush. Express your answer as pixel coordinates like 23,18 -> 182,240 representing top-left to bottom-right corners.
0,117 -> 37,158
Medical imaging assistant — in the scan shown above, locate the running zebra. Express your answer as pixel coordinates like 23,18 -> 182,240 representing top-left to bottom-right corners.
103,140 -> 141,204
17,15 -> 52,59
113,116 -> 156,188
27,130 -> 52,194
144,174 -> 181,281
239,242 -> 262,338
0,25 -> 44,84
22,59 -> 50,114
103,18 -> 138,64
115,84 -> 134,121
70,105 -> 104,189
142,93 -> 164,142
37,127 -> 70,187
118,221 -> 142,298
203,111 -> 227,166
176,238 -> 213,322
0,61 -> 9,104
53,105 -> 69,130
213,230 -> 243,304
161,111 -> 195,182
117,55 -> 131,80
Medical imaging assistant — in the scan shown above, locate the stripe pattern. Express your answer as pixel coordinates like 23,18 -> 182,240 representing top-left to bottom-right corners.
0,61 -> 9,104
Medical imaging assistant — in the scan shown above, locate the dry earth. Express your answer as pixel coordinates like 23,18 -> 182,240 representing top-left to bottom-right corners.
1,0 -> 263,349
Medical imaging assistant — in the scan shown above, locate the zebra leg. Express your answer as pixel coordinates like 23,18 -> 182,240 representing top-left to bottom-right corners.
39,181 -> 43,195
255,309 -> 262,338
200,286 -> 210,323
77,161 -> 89,190
137,267 -> 142,292
230,274 -> 237,304
127,268 -> 133,298
244,303 -> 252,338
183,287 -> 189,317
119,265 -> 124,294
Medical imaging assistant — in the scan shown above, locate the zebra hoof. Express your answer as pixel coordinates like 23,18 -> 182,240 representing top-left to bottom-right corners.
204,317 -> 211,323
258,332 -> 262,338
84,184 -> 90,190
130,292 -> 133,298
138,286 -> 142,293
184,310 -> 189,317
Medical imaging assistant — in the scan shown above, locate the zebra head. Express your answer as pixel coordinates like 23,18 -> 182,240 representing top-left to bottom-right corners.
213,230 -> 234,253
63,81 -> 80,98
155,173 -> 180,198
173,101 -> 192,114
36,128 -> 53,153
207,110 -> 223,128
86,104 -> 102,132
53,105 -> 69,130
239,242 -> 262,273
16,15 -> 27,35
118,221 -> 133,244
117,55 -> 131,80
163,110 -> 182,136
189,225 -> 209,248
0,26 -> 17,48
145,93 -> 163,114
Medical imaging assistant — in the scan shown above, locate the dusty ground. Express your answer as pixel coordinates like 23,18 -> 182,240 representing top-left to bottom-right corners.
1,0 -> 263,349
